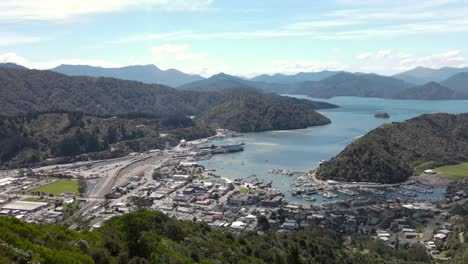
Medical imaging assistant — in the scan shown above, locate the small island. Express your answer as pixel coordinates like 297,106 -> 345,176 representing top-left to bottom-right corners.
374,112 -> 390,119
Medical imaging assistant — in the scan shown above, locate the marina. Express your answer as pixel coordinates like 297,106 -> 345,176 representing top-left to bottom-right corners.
198,96 -> 468,203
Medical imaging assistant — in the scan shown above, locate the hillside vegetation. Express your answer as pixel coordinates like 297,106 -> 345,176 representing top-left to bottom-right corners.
0,111 -> 213,169
0,68 -> 338,167
395,82 -> 455,100
0,68 -> 336,117
196,98 -> 331,132
317,113 -> 468,183
295,72 -> 413,99
0,210 -> 442,264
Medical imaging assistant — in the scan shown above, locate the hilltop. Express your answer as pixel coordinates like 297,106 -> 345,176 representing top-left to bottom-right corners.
395,82 -> 456,100
177,72 -> 290,93
195,97 -> 331,132
294,72 -> 413,99
251,70 -> 340,83
0,63 -> 28,70
441,72 -> 468,97
317,113 -> 468,183
394,66 -> 468,85
51,64 -> 204,87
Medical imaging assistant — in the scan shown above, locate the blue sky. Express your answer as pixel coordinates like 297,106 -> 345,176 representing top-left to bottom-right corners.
1,0 -> 467,77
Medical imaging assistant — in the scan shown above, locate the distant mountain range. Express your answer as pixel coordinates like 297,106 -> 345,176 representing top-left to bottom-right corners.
180,69 -> 468,100
393,66 -> 468,85
0,62 -> 28,70
395,82 -> 456,100
250,71 -> 340,83
178,72 -> 288,93
294,72 -> 413,99
2,62 -> 468,100
51,64 -> 205,87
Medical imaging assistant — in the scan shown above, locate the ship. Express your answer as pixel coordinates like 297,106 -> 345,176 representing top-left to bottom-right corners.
211,143 -> 244,154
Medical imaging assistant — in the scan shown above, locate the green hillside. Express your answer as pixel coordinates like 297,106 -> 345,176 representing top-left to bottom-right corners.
0,210 -> 445,264
317,113 -> 468,183
195,98 -> 331,132
0,111 -> 213,169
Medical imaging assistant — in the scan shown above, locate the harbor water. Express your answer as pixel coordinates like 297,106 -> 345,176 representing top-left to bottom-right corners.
199,96 -> 468,203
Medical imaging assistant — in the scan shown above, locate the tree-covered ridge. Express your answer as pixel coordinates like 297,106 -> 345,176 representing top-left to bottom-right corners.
317,113 -> 468,183
0,68 -> 336,117
195,98 -> 331,132
0,111 -> 213,169
0,210 -> 447,264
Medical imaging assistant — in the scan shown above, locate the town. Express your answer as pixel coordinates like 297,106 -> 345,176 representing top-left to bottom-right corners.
0,130 -> 466,261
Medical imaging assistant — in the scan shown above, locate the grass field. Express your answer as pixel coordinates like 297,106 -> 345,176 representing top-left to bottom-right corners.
31,179 -> 78,195
434,162 -> 468,180
413,161 -> 437,175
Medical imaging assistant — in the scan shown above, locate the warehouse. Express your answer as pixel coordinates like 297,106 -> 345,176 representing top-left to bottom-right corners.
1,200 -> 48,212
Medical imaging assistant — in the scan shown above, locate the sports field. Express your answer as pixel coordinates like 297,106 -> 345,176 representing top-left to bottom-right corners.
434,162 -> 468,180
31,179 -> 78,195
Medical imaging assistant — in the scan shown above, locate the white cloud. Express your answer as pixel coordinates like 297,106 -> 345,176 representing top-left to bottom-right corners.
337,0 -> 463,8
114,29 -> 316,44
376,49 -> 392,59
0,53 -> 29,65
0,0 -> 214,21
242,60 -> 349,78
399,50 -> 466,70
0,52 -> 120,69
0,35 -> 43,46
356,52 -> 372,60
150,44 -> 229,77
284,20 -> 361,30
353,49 -> 466,74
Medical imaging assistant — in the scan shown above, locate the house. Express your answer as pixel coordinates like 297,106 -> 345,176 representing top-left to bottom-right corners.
231,221 -> 246,229
280,219 -> 298,230
404,232 -> 418,239
261,196 -> 283,207
183,188 -> 195,195
434,233 -> 447,240
173,175 -> 192,182
402,228 -> 415,233
173,194 -> 192,203
437,229 -> 451,235
148,192 -> 165,200
194,199 -> 211,206
425,241 -> 436,250
377,231 -> 391,239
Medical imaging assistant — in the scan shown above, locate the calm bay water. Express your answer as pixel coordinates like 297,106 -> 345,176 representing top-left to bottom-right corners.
199,96 -> 468,203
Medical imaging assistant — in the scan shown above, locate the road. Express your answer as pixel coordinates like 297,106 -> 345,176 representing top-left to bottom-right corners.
67,154 -> 167,222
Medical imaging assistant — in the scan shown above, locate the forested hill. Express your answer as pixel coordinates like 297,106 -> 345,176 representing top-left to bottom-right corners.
294,72 -> 413,99
195,98 -> 331,132
317,113 -> 468,183
0,68 -> 336,117
51,64 -> 204,87
0,209 -> 443,264
0,111 -> 213,169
